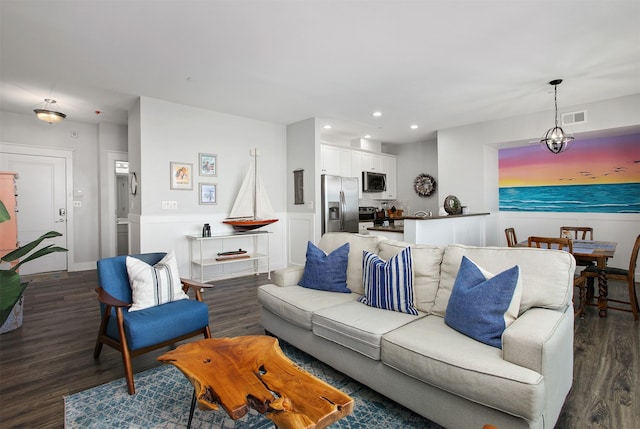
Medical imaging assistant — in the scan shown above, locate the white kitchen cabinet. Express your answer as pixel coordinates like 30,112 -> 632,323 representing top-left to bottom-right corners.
381,155 -> 397,199
321,145 -> 351,177
358,221 -> 374,235
361,152 -> 383,172
351,151 -> 363,198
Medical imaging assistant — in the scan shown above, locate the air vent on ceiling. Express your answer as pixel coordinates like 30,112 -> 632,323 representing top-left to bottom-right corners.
561,110 -> 587,126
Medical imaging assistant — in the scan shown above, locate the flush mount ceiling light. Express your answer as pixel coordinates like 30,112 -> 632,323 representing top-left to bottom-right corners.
34,98 -> 66,123
540,79 -> 574,154
372,111 -> 382,117
410,124 -> 418,129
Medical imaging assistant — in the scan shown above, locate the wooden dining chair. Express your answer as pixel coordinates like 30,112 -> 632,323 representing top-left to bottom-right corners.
560,226 -> 595,268
528,236 -> 586,318
504,228 -> 518,247
580,234 -> 640,321
560,226 -> 593,240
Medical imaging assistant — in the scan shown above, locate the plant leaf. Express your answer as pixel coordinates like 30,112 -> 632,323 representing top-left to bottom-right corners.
0,231 -> 64,262
13,246 -> 68,271
0,200 -> 10,223
0,271 -> 28,326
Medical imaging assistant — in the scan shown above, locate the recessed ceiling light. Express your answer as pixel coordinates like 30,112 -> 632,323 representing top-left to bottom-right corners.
364,134 -> 371,139
323,124 -> 332,129
410,124 -> 419,129
372,111 -> 382,117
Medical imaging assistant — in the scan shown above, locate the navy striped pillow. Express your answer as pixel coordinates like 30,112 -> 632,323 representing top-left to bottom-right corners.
358,247 -> 418,315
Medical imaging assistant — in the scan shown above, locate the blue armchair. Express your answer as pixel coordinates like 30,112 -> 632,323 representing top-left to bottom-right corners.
93,252 -> 212,394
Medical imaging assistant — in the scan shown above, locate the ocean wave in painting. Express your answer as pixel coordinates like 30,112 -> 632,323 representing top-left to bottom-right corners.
499,183 -> 640,213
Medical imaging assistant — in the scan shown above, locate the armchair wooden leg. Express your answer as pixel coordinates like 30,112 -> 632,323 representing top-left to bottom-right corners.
93,305 -> 112,359
115,307 -> 136,395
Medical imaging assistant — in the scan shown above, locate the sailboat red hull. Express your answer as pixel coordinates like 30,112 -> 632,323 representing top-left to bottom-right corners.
223,218 -> 278,232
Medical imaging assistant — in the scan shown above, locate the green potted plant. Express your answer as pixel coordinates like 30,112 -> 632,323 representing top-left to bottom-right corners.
0,200 -> 68,332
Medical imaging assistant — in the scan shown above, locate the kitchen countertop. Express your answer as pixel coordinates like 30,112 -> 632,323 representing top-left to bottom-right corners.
367,225 -> 404,233
402,212 -> 490,220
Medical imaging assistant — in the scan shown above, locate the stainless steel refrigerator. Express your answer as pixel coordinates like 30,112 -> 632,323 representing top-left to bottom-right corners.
321,174 -> 359,234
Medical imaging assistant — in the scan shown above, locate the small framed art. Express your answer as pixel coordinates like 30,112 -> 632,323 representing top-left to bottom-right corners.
199,183 -> 217,204
170,162 -> 193,190
199,153 -> 217,176
294,169 -> 304,204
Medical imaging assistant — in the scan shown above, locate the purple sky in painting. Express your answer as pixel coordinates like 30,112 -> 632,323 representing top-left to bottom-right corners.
499,133 -> 640,187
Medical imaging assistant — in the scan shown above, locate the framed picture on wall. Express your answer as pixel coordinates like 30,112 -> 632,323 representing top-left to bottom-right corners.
199,183 -> 217,204
170,162 -> 193,190
199,153 -> 217,176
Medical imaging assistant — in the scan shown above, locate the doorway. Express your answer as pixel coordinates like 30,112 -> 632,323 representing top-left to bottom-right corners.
115,161 -> 129,255
102,151 -> 128,258
0,144 -> 72,274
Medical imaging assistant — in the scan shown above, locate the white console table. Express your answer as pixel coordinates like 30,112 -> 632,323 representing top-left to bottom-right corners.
187,231 -> 271,281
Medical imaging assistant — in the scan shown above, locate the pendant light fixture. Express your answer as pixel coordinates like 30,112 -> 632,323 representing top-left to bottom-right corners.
34,99 -> 67,123
540,79 -> 573,154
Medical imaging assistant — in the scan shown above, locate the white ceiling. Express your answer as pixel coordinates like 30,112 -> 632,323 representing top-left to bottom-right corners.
2,1 -> 639,144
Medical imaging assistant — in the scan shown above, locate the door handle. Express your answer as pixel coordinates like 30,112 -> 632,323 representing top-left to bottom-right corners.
339,191 -> 345,230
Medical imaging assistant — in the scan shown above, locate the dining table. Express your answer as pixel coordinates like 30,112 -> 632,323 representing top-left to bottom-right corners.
517,239 -> 617,317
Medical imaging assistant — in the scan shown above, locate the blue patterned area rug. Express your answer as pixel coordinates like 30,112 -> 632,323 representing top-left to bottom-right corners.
64,342 -> 443,428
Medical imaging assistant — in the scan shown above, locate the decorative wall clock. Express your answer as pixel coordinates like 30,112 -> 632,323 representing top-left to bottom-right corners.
414,173 -> 436,197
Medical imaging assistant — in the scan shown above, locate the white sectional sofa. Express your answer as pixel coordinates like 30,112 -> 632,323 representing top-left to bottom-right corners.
258,233 -> 575,429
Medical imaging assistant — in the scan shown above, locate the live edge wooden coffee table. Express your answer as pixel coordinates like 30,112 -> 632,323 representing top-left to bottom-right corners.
157,335 -> 354,429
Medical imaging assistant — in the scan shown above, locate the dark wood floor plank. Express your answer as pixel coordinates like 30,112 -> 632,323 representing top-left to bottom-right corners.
0,270 -> 638,428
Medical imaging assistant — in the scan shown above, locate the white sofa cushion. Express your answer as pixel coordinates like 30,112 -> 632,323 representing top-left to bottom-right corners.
313,300 -> 425,360
257,284 -> 359,330
381,316 -> 545,421
377,240 -> 444,314
318,232 -> 383,295
432,244 -> 575,317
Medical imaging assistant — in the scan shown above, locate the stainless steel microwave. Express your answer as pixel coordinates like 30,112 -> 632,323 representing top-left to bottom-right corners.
362,171 -> 386,192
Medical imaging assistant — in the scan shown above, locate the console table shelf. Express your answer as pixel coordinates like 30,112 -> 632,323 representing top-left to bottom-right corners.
187,231 -> 271,281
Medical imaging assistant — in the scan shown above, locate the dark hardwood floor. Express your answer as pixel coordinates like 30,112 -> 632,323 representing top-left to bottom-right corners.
0,270 -> 638,428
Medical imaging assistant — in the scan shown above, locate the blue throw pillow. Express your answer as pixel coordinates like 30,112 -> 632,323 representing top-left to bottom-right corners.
445,256 -> 522,349
358,247 -> 418,315
298,241 -> 351,293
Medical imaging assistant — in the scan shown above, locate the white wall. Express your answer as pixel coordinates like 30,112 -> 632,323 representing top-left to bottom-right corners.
131,97 -> 288,275
98,122 -> 128,258
0,110 -> 123,271
384,140 -> 439,216
437,93 -> 640,269
286,118 -> 318,265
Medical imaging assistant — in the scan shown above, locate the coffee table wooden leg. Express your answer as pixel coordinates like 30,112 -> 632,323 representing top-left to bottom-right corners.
187,389 -> 197,429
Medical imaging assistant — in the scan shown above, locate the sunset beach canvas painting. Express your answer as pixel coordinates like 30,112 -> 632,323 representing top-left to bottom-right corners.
499,133 -> 640,213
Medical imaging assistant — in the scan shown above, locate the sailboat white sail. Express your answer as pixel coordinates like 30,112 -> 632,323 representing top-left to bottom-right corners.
223,148 -> 278,231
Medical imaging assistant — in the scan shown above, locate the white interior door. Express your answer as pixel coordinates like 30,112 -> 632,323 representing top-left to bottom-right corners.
1,153 -> 68,274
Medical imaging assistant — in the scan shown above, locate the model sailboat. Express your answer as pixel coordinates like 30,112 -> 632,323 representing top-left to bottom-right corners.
223,148 -> 279,232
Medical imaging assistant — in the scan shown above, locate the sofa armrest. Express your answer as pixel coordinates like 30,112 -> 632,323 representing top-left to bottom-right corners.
272,266 -> 305,287
503,305 -> 574,425
502,306 -> 573,374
